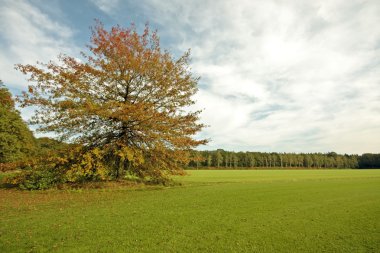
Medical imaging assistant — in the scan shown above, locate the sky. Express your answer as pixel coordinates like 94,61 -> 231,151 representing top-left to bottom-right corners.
0,0 -> 379,154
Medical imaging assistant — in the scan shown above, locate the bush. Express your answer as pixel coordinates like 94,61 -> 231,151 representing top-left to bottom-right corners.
5,167 -> 63,190
0,163 -> 16,172
2,145 -> 185,190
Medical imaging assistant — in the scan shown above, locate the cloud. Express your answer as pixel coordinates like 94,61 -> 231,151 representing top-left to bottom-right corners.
0,0 -> 79,122
0,0 -> 78,88
0,0 -> 378,154
89,0 -> 120,15
144,0 -> 380,154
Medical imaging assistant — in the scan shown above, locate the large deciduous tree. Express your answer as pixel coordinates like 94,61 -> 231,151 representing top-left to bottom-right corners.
16,22 -> 207,183
0,80 -> 36,163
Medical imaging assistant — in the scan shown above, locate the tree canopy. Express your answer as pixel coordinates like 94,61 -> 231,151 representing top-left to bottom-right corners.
16,22 -> 207,183
0,80 -> 36,163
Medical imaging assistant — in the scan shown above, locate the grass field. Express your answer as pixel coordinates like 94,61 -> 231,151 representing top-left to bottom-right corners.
1,170 -> 379,252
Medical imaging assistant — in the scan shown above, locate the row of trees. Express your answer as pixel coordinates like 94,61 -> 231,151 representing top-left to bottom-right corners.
188,150 -> 380,169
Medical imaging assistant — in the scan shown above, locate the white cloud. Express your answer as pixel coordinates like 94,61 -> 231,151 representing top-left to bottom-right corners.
90,0 -> 120,15
0,0 -> 79,124
1,0 -> 379,154
146,0 -> 380,154
0,0 -> 78,89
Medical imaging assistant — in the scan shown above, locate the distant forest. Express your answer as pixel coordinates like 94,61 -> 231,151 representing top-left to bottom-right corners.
188,150 -> 380,169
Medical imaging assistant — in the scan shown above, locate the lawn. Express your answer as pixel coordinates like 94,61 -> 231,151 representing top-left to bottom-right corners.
1,170 -> 379,252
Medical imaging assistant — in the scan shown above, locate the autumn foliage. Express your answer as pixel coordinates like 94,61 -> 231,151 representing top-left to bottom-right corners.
15,22 -> 206,186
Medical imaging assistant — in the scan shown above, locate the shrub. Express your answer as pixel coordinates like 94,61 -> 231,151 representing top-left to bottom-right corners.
5,167 -> 63,190
2,145 -> 184,190
0,162 -> 18,172
64,148 -> 110,183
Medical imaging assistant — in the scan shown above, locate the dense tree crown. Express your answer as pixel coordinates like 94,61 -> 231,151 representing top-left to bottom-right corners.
0,80 -> 36,163
16,23 -> 207,182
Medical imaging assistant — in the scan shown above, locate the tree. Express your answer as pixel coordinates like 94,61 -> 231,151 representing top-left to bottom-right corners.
206,154 -> 212,167
213,150 -> 223,168
359,153 -> 380,168
232,154 -> 238,168
35,137 -> 69,157
0,80 -> 36,163
16,22 -> 207,183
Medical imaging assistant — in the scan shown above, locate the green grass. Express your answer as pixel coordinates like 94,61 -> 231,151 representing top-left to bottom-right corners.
1,170 -> 379,252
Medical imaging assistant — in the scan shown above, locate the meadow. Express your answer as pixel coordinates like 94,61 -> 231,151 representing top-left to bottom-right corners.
1,170 -> 379,252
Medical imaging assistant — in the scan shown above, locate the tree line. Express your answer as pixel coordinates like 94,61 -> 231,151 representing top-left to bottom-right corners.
188,150 -> 380,169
